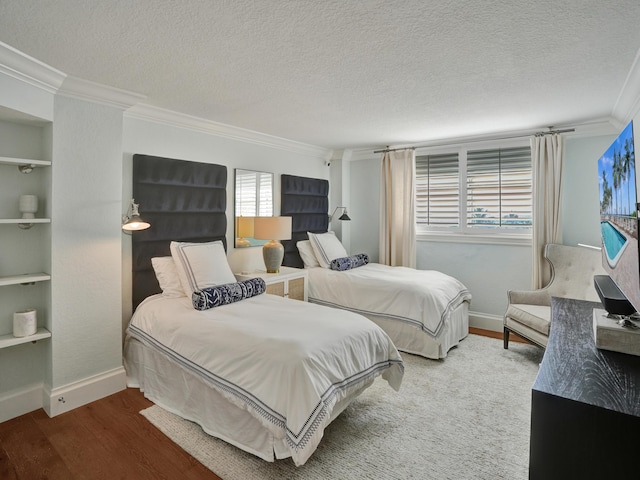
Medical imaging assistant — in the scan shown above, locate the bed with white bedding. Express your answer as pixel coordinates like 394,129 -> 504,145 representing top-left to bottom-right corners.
305,262 -> 471,358
296,233 -> 472,359
125,155 -> 404,466
280,173 -> 472,359
125,292 -> 403,466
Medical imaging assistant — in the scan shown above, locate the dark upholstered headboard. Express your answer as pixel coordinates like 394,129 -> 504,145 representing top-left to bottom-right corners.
132,154 -> 227,310
281,174 -> 329,268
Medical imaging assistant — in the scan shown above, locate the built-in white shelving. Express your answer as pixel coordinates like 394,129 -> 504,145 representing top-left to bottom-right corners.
0,155 -> 51,167
0,328 -> 51,349
0,218 -> 51,224
0,273 -> 51,287
0,125 -> 52,356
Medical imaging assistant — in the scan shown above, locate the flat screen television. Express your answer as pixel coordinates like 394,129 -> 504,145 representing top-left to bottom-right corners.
595,120 -> 639,316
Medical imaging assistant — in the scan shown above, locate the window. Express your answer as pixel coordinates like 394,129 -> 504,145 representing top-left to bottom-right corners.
235,169 -> 273,217
416,143 -> 532,235
415,152 -> 459,226
466,147 -> 532,228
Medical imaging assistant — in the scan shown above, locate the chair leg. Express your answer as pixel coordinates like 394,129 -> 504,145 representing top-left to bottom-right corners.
503,327 -> 510,349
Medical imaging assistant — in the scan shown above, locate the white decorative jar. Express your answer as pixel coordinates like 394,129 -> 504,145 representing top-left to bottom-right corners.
13,309 -> 37,337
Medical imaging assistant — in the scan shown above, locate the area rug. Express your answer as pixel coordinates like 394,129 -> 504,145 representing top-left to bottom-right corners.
140,334 -> 543,480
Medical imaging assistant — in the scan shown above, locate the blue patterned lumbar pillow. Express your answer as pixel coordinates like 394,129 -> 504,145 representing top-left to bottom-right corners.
192,278 -> 266,310
330,253 -> 369,271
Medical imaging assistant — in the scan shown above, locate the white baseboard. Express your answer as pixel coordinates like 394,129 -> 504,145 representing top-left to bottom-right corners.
469,311 -> 503,333
43,366 -> 127,417
0,383 -> 44,423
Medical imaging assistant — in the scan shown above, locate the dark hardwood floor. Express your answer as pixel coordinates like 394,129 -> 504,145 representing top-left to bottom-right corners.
0,329 -> 527,479
0,387 -> 222,480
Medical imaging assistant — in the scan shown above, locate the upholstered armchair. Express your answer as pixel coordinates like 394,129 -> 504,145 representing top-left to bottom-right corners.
503,243 -> 606,349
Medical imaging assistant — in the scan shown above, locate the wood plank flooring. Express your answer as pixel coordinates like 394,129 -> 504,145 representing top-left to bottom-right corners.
0,329 -> 529,479
0,388 -> 222,480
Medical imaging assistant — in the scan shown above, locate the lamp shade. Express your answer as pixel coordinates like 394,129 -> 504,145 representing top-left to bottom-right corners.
253,216 -> 292,241
236,216 -> 255,238
122,214 -> 151,231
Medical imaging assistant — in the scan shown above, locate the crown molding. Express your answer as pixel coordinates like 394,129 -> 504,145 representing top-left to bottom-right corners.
347,119 -> 620,162
612,47 -> 640,125
0,41 -> 66,94
57,75 -> 146,110
125,103 -> 333,159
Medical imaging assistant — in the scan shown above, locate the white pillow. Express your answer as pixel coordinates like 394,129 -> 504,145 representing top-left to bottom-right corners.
307,231 -> 348,269
170,240 -> 237,295
297,240 -> 320,268
151,256 -> 185,298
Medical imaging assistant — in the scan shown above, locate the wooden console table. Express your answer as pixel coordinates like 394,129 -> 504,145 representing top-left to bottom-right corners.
530,297 -> 640,479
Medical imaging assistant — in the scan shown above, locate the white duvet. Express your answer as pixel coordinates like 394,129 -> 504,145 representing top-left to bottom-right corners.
307,263 -> 472,337
127,293 -> 404,466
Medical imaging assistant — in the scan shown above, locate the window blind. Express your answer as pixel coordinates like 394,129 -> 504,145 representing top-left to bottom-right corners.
466,147 -> 531,228
236,171 -> 273,216
415,152 -> 459,226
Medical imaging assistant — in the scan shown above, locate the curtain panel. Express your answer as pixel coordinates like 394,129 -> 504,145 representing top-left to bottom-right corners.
379,149 -> 416,267
531,134 -> 564,288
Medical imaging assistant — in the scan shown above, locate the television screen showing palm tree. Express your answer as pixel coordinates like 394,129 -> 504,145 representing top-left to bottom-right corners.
598,120 -> 639,312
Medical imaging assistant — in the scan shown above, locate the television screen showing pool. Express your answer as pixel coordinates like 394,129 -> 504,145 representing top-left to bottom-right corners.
598,120 -> 640,312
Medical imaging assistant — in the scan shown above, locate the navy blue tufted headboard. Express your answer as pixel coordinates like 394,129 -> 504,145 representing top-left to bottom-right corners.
281,174 -> 329,268
131,154 -> 227,310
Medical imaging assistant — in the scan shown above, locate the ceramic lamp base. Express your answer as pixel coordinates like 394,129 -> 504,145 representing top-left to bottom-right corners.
262,240 -> 284,273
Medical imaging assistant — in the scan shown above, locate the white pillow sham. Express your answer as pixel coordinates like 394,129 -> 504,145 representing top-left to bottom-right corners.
170,240 -> 237,296
297,240 -> 320,268
307,231 -> 348,269
151,256 -> 185,298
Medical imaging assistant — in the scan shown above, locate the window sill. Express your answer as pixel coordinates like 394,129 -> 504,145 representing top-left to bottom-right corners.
416,231 -> 532,246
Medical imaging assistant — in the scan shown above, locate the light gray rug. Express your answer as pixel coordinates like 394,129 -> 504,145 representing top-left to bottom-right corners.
140,334 -> 543,480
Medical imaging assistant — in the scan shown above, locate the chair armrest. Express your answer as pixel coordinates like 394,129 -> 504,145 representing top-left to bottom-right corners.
507,288 -> 551,306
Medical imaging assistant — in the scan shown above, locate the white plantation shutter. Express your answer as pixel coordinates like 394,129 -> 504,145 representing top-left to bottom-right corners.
257,172 -> 273,216
415,152 -> 459,227
415,144 -> 532,234
236,171 -> 273,216
466,147 -> 531,229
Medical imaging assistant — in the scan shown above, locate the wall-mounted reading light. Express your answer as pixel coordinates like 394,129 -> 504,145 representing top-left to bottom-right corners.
122,199 -> 151,233
329,207 -> 351,221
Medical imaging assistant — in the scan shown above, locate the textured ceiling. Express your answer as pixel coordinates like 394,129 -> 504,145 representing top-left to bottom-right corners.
1,0 -> 639,150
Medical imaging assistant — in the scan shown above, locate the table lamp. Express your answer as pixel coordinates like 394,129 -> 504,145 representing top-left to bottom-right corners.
253,216 -> 292,273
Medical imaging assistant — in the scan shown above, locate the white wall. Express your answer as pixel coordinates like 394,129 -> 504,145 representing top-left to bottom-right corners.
349,157 -> 380,260
121,116 -> 330,325
49,95 -> 125,389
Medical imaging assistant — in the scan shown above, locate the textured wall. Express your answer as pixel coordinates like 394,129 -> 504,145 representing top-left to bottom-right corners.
49,95 -> 124,388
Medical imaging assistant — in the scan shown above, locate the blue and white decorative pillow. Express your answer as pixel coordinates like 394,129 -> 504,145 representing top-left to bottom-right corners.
192,278 -> 266,310
330,253 -> 369,271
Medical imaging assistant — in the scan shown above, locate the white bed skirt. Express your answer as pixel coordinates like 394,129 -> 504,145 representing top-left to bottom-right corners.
356,301 -> 469,359
124,336 -> 374,463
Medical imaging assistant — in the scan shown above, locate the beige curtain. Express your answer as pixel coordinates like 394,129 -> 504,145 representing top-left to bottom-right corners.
531,134 -> 564,288
379,149 -> 416,267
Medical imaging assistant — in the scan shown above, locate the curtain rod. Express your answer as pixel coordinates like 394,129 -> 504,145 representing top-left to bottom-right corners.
373,128 -> 576,154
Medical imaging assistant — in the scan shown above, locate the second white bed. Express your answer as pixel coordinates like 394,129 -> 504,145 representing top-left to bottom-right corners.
306,263 -> 472,359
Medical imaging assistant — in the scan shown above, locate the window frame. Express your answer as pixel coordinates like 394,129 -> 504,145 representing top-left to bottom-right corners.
415,137 -> 532,246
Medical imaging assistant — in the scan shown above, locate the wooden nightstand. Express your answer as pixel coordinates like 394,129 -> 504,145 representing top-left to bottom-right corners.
235,266 -> 308,301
